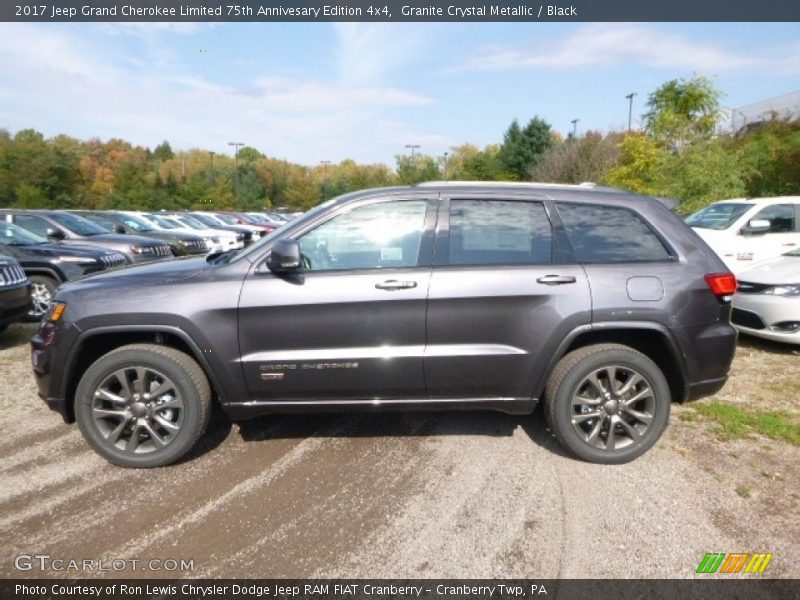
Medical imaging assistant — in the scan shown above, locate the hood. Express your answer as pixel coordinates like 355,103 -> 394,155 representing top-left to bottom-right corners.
737,256 -> 800,285
58,255 -> 209,294
90,233 -> 168,247
21,242 -> 117,259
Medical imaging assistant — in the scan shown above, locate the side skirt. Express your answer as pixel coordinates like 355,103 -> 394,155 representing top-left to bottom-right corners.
223,397 -> 538,419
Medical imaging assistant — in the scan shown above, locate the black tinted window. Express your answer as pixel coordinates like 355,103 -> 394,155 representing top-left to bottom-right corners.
14,215 -> 52,237
753,204 -> 795,233
449,200 -> 552,265
556,203 -> 671,263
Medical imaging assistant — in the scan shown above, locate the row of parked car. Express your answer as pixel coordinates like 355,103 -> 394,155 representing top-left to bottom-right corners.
0,209 -> 296,324
687,196 -> 800,346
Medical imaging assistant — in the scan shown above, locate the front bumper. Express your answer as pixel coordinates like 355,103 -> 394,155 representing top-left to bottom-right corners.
732,294 -> 800,346
0,283 -> 32,326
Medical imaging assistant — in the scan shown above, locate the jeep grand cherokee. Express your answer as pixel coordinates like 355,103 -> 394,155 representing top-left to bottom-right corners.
31,183 -> 738,467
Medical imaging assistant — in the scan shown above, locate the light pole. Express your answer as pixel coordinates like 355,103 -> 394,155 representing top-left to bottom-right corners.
321,160 -> 331,201
228,142 -> 245,203
405,144 -> 420,165
570,119 -> 579,140
443,151 -> 449,182
625,92 -> 637,131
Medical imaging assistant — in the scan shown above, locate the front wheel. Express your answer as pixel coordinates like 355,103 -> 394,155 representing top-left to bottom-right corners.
544,343 -> 671,464
75,344 -> 211,468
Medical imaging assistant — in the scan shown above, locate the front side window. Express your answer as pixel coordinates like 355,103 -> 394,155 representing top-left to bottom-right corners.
14,215 -> 52,238
556,203 -> 671,263
298,200 -> 428,271
751,204 -> 796,233
49,212 -> 108,236
448,200 -> 552,265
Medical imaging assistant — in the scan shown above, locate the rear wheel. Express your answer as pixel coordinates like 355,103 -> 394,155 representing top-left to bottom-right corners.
75,344 -> 211,468
544,343 -> 671,464
27,275 -> 57,321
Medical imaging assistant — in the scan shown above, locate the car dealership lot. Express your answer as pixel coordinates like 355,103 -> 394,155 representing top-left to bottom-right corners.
1,323 -> 798,579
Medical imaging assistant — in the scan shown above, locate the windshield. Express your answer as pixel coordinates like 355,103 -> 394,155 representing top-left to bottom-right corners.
177,216 -> 205,230
193,213 -> 226,227
149,215 -> 178,229
118,214 -> 155,233
685,203 -> 751,230
50,212 -> 109,236
227,197 -> 337,263
0,221 -> 47,245
215,214 -> 240,225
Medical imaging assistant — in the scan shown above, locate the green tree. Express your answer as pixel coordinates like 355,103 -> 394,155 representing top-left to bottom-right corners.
603,133 -> 670,196
643,76 -> 721,151
733,117 -> 800,197
152,141 -> 174,162
498,117 -> 554,180
395,154 -> 440,185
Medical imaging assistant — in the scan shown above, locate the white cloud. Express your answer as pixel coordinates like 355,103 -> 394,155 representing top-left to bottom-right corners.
462,24 -> 800,75
0,24 -> 436,165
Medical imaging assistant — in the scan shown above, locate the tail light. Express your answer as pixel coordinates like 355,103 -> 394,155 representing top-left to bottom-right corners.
705,273 -> 737,302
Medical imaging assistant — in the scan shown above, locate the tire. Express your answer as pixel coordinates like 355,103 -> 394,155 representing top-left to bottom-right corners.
75,344 -> 211,468
26,275 -> 58,321
0,324 -> 7,334
544,343 -> 671,464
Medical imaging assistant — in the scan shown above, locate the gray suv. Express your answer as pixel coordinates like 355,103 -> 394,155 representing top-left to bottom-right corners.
31,183 -> 738,467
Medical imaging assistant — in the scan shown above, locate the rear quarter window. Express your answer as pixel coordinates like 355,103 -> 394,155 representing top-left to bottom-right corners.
556,203 -> 672,263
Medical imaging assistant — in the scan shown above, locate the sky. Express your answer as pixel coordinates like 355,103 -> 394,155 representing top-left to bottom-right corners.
0,21 -> 799,166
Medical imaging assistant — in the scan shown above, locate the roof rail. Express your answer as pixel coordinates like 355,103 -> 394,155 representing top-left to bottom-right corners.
415,180 -> 599,189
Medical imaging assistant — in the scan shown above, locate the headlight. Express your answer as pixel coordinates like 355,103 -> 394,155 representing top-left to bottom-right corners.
764,284 -> 800,297
209,236 -> 220,243
57,256 -> 98,264
235,233 -> 245,241
131,246 -> 154,254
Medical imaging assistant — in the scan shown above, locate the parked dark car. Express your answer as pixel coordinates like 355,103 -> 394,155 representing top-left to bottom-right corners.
31,182 -> 738,468
0,221 -> 126,319
1,210 -> 173,264
0,254 -> 31,333
73,211 -> 208,257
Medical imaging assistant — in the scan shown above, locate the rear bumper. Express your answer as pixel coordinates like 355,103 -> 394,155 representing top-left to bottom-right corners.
686,376 -> 728,402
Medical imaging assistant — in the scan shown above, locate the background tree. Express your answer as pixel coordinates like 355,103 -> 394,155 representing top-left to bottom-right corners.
643,76 -> 721,152
531,131 -> 623,184
498,117 -> 554,180
395,154 -> 440,185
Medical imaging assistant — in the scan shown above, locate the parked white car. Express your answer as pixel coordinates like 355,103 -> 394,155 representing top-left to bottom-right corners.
126,211 -> 240,254
731,248 -> 800,345
686,197 -> 800,274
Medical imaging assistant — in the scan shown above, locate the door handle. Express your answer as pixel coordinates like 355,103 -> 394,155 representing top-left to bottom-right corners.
783,243 -> 797,247
536,274 -> 577,285
375,280 -> 418,290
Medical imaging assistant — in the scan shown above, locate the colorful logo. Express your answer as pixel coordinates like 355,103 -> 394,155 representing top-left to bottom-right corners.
696,552 -> 773,574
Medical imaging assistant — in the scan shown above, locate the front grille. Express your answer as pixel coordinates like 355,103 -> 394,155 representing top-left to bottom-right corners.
0,264 -> 28,286
100,254 -> 126,269
187,239 -> 207,252
153,245 -> 171,257
731,308 -> 767,330
736,280 -> 771,294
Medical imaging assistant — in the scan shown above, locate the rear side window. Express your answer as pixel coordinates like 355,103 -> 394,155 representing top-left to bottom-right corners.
448,200 -> 552,265
556,203 -> 671,263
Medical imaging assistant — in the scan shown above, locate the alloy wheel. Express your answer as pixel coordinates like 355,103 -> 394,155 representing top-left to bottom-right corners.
29,282 -> 52,318
91,366 -> 184,455
570,365 -> 655,451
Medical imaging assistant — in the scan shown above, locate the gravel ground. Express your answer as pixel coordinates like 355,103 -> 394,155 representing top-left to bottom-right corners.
1,323 -> 798,579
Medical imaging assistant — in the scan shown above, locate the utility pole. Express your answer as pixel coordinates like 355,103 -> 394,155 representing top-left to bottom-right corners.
320,160 -> 331,201
443,152 -> 449,182
625,92 -> 637,131
405,144 -> 420,165
570,119 -> 579,140
228,142 -> 245,204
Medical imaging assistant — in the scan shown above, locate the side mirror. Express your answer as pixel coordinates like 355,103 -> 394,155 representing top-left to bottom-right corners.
742,219 -> 770,235
114,224 -> 127,234
267,238 -> 302,273
46,227 -> 66,240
